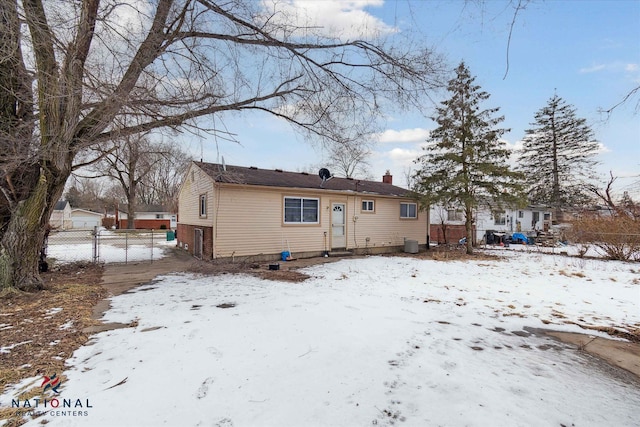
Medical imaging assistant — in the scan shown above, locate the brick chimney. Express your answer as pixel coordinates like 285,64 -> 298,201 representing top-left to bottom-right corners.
382,170 -> 392,184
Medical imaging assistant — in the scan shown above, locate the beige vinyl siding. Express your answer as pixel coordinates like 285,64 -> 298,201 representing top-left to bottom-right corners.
213,186 -> 331,258
348,196 -> 426,249
211,186 -> 426,257
179,163 -> 428,258
178,164 -> 215,227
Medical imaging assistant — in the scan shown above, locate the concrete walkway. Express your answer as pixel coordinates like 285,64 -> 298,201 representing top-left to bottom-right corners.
85,249 -> 195,333
546,331 -> 640,379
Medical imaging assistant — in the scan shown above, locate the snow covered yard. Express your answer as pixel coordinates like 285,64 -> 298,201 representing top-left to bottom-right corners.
47,231 -> 174,264
4,251 -> 640,426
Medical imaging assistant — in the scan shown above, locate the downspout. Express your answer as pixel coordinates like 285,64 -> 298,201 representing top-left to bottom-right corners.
426,203 -> 430,251
213,183 -> 219,259
353,195 -> 358,249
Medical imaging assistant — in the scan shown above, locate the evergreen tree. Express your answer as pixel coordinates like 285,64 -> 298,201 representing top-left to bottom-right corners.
517,94 -> 599,222
414,62 -> 525,254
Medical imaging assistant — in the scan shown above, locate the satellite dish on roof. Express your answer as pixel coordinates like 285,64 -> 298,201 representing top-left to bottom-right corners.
318,168 -> 333,188
318,168 -> 331,180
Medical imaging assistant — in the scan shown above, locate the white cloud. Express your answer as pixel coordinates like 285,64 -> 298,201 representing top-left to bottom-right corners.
503,139 -> 523,152
579,64 -> 606,74
386,147 -> 421,163
370,143 -> 426,187
596,142 -> 611,154
374,128 -> 430,144
580,62 -> 640,74
261,0 -> 397,40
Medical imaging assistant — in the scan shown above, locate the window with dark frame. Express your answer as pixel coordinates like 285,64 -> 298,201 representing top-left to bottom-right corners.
362,200 -> 374,212
447,209 -> 463,221
400,202 -> 417,219
494,212 -> 506,225
284,197 -> 319,224
199,194 -> 207,217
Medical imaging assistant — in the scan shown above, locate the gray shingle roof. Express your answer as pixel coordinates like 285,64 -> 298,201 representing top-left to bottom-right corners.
54,200 -> 69,211
195,162 -> 413,198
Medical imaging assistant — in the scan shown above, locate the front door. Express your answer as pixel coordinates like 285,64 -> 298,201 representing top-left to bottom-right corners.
331,203 -> 346,249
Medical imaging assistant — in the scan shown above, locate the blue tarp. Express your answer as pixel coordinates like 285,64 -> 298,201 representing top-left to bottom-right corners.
511,232 -> 534,244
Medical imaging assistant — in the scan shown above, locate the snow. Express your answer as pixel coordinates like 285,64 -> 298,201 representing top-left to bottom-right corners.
43,307 -> 63,318
0,341 -> 32,354
3,251 -> 640,426
58,321 -> 74,331
496,242 -> 610,258
47,240 -> 172,264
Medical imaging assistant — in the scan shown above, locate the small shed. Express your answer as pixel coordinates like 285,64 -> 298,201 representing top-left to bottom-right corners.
50,200 -> 72,230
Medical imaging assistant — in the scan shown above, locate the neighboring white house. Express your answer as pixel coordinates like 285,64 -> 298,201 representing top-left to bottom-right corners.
50,200 -> 72,230
70,209 -> 103,230
430,205 -> 552,244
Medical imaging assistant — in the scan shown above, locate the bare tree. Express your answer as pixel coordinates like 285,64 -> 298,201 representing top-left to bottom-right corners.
137,141 -> 192,212
89,135 -> 171,229
0,0 -> 444,290
602,85 -> 640,116
64,176 -> 105,211
326,139 -> 372,179
591,172 -> 640,220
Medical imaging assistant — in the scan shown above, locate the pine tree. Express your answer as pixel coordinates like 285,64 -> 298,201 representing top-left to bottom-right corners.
517,94 -> 599,222
414,62 -> 525,254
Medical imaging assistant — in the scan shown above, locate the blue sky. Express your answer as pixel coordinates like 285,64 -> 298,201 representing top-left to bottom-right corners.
185,0 -> 639,195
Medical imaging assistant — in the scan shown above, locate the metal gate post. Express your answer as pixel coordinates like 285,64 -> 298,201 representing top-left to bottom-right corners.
92,226 -> 99,263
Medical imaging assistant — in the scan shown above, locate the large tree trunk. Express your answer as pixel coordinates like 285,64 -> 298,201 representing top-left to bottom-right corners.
465,205 -> 474,255
0,168 -> 68,291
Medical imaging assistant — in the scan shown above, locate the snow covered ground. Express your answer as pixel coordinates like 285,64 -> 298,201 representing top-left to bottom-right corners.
3,251 -> 640,426
47,231 -> 173,264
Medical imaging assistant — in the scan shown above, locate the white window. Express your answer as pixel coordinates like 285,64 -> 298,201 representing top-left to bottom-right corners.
400,202 -> 417,219
155,214 -> 164,219
518,210 -> 524,218
494,212 -> 506,225
284,197 -> 319,224
199,194 -> 207,218
362,200 -> 374,212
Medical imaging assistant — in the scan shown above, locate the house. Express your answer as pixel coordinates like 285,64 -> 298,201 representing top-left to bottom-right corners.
70,209 -> 104,230
177,162 -> 428,261
430,205 -> 552,244
117,205 -> 178,229
50,200 -> 72,230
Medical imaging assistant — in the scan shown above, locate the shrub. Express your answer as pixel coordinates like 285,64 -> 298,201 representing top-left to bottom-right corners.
567,215 -> 640,261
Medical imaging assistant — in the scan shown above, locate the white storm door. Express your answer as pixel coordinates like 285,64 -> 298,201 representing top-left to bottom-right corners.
331,203 -> 346,249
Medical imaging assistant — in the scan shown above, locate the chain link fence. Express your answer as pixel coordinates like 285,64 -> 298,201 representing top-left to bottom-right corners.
46,228 -> 176,265
431,225 -> 639,260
